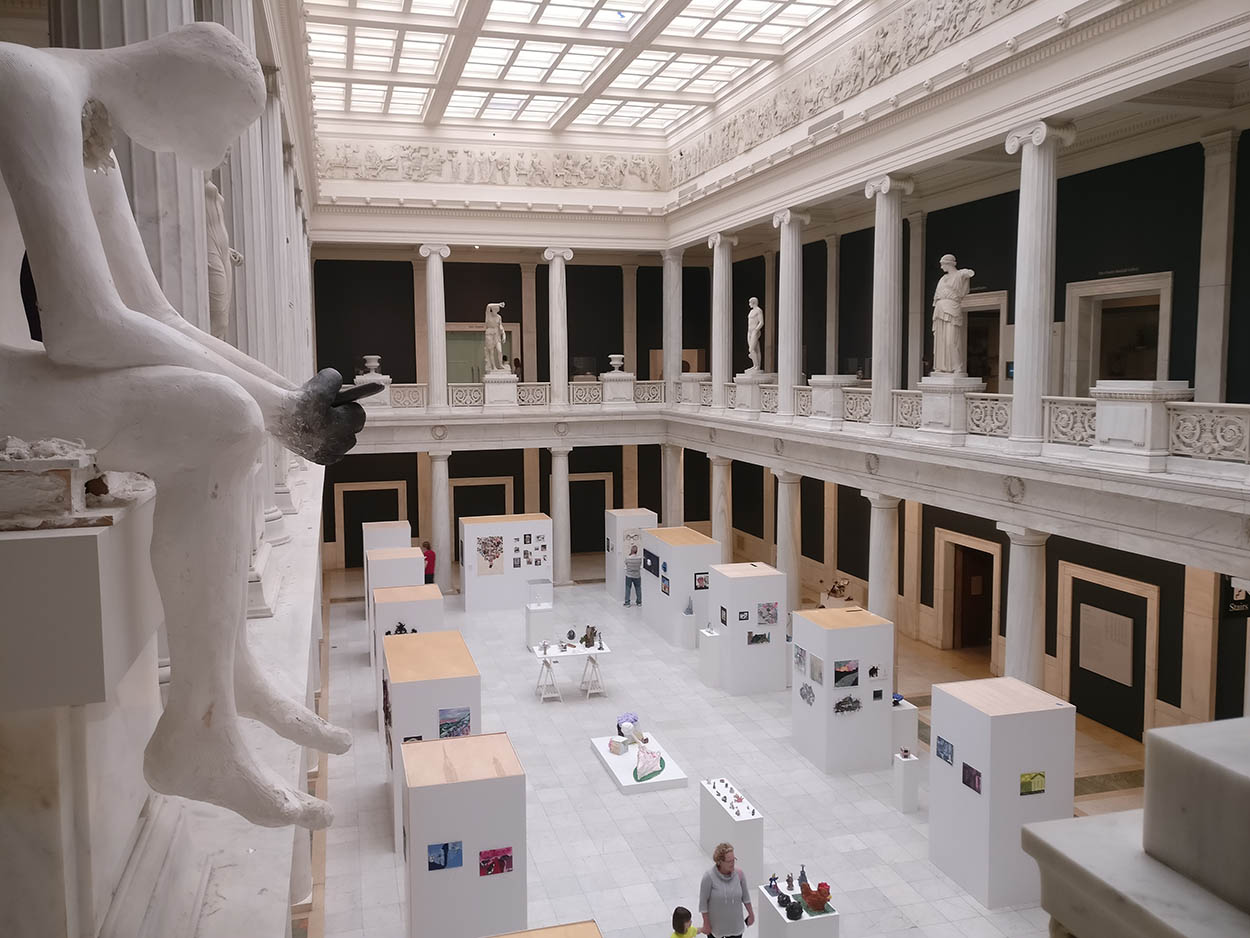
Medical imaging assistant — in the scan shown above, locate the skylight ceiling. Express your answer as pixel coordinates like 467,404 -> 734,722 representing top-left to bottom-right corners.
304,0 -> 847,135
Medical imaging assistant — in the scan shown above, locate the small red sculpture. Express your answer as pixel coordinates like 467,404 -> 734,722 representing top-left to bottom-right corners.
800,881 -> 832,913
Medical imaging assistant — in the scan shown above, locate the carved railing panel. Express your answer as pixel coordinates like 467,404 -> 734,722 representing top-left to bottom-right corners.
966,393 -> 1012,437
725,384 -> 736,409
1043,396 -> 1095,446
794,386 -> 812,417
1168,403 -> 1250,463
843,387 -> 872,423
390,384 -> 428,408
449,383 -> 485,407
517,382 -> 550,406
892,390 -> 921,428
634,380 -> 665,404
570,382 -> 603,405
761,385 -> 779,414
699,382 -> 714,407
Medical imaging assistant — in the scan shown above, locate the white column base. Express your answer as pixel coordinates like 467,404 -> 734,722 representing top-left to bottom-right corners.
262,505 -> 289,547
273,482 -> 300,515
247,539 -> 280,618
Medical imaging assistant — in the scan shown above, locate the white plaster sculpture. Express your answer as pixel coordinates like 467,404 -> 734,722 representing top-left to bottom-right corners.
932,254 -> 976,375
0,24 -> 375,830
746,296 -> 764,373
483,301 -> 507,373
204,178 -> 242,341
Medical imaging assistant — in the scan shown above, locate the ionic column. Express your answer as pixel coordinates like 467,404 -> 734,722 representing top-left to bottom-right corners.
622,264 -> 638,374
824,234 -> 840,374
764,249 -> 777,373
907,211 -> 926,388
998,524 -> 1050,686
1006,120 -> 1076,452
429,451 -> 452,593
708,233 -> 738,407
864,175 -> 913,433
775,471 -> 802,624
864,491 -> 900,624
662,442 -> 683,526
662,248 -> 684,393
420,244 -> 451,410
773,210 -> 810,417
709,455 -> 733,564
1195,131 -> 1238,402
550,446 -> 573,585
544,248 -> 574,406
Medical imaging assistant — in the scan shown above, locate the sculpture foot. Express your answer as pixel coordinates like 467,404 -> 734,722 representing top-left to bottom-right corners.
144,708 -> 334,830
234,644 -> 353,755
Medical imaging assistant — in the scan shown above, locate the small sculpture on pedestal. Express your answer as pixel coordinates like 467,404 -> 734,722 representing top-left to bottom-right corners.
204,178 -> 242,342
483,301 -> 507,373
746,296 -> 764,373
932,254 -> 976,375
786,873 -> 795,891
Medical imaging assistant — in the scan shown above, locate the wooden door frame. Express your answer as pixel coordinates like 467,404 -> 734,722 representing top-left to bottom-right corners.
934,527 -> 1003,674
332,480 -> 409,569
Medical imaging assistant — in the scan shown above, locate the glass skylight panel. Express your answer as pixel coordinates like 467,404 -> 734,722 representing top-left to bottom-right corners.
445,90 -> 490,118
408,0 -> 460,12
771,2 -> 827,25
352,28 -> 398,71
753,22 -> 798,40
487,0 -> 540,22
604,101 -> 654,126
638,103 -> 695,128
357,0 -> 406,10
571,100 -> 618,124
482,93 -> 528,119
517,95 -> 567,120
307,23 -> 348,69
397,34 -> 444,75
463,38 -> 517,79
538,4 -> 591,26
311,80 -> 346,112
349,83 -> 388,113
702,18 -> 753,39
590,8 -> 637,29
387,87 -> 428,115
663,15 -> 711,37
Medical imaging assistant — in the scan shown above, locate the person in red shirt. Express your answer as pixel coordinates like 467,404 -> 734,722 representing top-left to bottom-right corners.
422,540 -> 435,584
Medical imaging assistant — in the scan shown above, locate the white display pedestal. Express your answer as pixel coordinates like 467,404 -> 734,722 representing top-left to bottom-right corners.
929,677 -> 1076,909
526,577 -> 553,605
894,752 -> 920,813
604,507 -> 657,601
918,373 -> 986,445
373,584 -> 446,737
640,526 -> 721,649
700,779 -> 764,885
590,733 -> 688,793
403,734 -> 526,938
892,698 -> 919,754
365,546 -> 425,667
460,513 -> 553,612
706,562 -> 788,694
484,371 -> 519,408
758,883 -> 840,938
735,370 -> 778,417
791,607 -> 895,774
699,628 -> 723,686
524,603 -> 555,649
600,370 -> 635,409
362,519 -> 412,555
383,631 -> 481,853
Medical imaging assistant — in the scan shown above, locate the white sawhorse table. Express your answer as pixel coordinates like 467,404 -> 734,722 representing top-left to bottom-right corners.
532,643 -> 611,701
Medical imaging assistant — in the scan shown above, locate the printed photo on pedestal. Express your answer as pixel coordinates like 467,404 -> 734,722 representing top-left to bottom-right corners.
872,688 -> 883,700
720,606 -> 727,625
1020,771 -> 1046,796
479,847 -> 514,875
810,655 -> 824,685
660,575 -> 670,595
738,610 -> 749,621
746,631 -> 770,644
962,762 -> 982,793
794,645 -> 807,674
476,535 -> 504,575
694,571 -> 709,590
868,664 -> 883,679
833,659 -> 859,687
605,536 -> 611,551
936,735 -> 954,765
799,682 -> 815,705
438,706 -> 471,738
834,694 -> 861,714
757,601 -> 779,626
643,549 -> 659,576
524,533 -> 532,544
428,841 -> 463,871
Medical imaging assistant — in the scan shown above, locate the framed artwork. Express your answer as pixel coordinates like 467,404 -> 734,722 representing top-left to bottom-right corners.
524,533 -> 532,545
738,610 -> 749,621
643,549 -> 659,576
833,694 -> 861,714
624,528 -> 641,549
512,557 -> 521,568
757,601 -> 779,626
794,645 -> 807,673
476,535 -> 504,574
536,534 -> 546,543
868,664 -> 882,679
936,736 -> 954,765
810,655 -> 824,685
746,631 -> 771,645
720,606 -> 727,625
479,847 -> 513,876
661,575 -> 670,595
427,841 -> 463,871
661,561 -> 668,573
799,683 -> 815,705
872,689 -> 883,701
694,571 -> 710,590
1020,771 -> 1046,796
962,763 -> 982,794
833,659 -> 859,687
438,706 -> 471,738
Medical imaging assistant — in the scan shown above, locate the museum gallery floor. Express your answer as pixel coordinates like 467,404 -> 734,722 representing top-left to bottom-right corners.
322,585 -> 1054,938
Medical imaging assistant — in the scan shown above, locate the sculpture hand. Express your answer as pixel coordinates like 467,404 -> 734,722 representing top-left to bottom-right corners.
277,368 -> 368,465
229,249 -> 244,267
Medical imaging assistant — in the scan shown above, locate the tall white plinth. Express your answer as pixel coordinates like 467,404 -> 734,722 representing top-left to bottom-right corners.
640,526 -> 721,649
604,507 -> 657,601
758,883 -> 840,938
699,628 -> 724,686
362,521 -> 414,637
706,562 -> 788,694
460,513 -> 553,613
894,753 -> 920,813
892,699 -> 919,754
699,779 -> 764,886
403,733 -> 526,938
373,584 -> 447,738
365,547 -> 426,703
929,677 -> 1076,909
384,632 -> 481,853
791,607 -> 895,774
524,603 -> 555,649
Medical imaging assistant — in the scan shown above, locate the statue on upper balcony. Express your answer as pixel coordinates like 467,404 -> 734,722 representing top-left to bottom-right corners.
483,301 -> 508,373
746,296 -> 764,373
932,254 -> 975,375
205,178 -> 242,342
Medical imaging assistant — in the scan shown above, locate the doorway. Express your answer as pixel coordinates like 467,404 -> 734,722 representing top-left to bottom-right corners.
446,323 -> 520,383
569,480 -> 607,554
1069,580 -> 1147,740
343,489 -> 401,568
953,545 -> 994,649
1063,272 -> 1172,396
451,483 -> 509,561
966,310 -> 1001,392
1098,295 -> 1159,381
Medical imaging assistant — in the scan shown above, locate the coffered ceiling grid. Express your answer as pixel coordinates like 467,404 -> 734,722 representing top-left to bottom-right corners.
303,0 -> 850,135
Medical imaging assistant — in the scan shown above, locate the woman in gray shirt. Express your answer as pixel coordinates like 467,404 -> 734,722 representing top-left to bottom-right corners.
698,842 -> 754,937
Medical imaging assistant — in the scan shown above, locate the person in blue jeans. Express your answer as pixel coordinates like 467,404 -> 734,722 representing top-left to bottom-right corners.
623,544 -> 642,607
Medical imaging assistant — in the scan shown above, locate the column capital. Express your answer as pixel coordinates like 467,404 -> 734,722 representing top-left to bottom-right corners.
996,522 -> 1049,546
419,243 -> 450,259
774,469 -> 801,485
519,261 -> 537,274
907,209 -> 927,226
824,232 -> 840,247
543,247 -> 574,262
1200,129 -> 1238,158
707,232 -> 738,249
708,453 -> 733,467
1005,120 -> 1076,155
621,263 -> 638,276
861,491 -> 901,509
772,209 -> 811,229
549,445 -> 573,456
864,174 -> 914,199
661,247 -> 685,262
428,450 -> 452,460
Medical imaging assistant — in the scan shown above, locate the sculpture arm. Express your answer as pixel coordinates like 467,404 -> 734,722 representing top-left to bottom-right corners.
961,268 -> 976,280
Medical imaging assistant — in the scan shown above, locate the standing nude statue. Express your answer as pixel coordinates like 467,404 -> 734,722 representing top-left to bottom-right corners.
932,254 -> 976,375
746,296 -> 763,373
483,301 -> 506,373
0,24 -> 375,829
205,178 -> 243,341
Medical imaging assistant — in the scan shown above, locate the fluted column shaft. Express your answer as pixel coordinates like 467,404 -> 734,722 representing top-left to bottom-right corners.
545,248 -> 574,405
999,524 -> 1050,686
421,244 -> 451,410
709,455 -> 732,564
662,248 -> 684,393
864,492 -> 900,624
824,234 -> 840,374
907,212 -> 926,388
775,471 -> 801,625
430,452 -> 452,593
550,447 -> 573,585
1007,121 -> 1075,450
622,264 -> 637,374
773,210 -> 809,416
709,233 -> 737,407
1195,131 -> 1238,402
865,175 -> 912,431
662,442 -> 683,526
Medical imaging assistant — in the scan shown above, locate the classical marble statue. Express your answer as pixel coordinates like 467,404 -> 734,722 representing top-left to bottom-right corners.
205,178 -> 243,341
0,24 -> 373,829
484,301 -> 507,373
932,254 -> 975,375
746,296 -> 764,373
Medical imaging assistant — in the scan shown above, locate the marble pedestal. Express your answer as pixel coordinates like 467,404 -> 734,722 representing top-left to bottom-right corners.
1088,380 -> 1193,472
679,372 -> 710,411
894,752 -> 920,813
734,371 -> 778,418
355,366 -> 392,408
918,374 -> 986,444
484,371 -> 519,408
808,375 -> 866,429
600,370 -> 635,408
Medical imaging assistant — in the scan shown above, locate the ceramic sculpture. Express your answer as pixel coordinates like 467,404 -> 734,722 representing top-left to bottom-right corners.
0,24 -> 373,830
786,899 -> 805,920
932,254 -> 976,374
800,881 -> 832,913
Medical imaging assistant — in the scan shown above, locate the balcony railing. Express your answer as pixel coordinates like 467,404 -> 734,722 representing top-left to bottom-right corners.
843,386 -> 872,423
389,383 -> 427,408
699,382 -> 714,407
1168,402 -> 1250,463
1043,396 -> 1096,446
967,393 -> 1011,437
449,383 -> 485,407
725,383 -> 736,409
517,382 -> 550,406
569,382 -> 602,406
634,380 -> 665,404
892,390 -> 921,428
794,386 -> 813,417
761,384 -> 779,414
